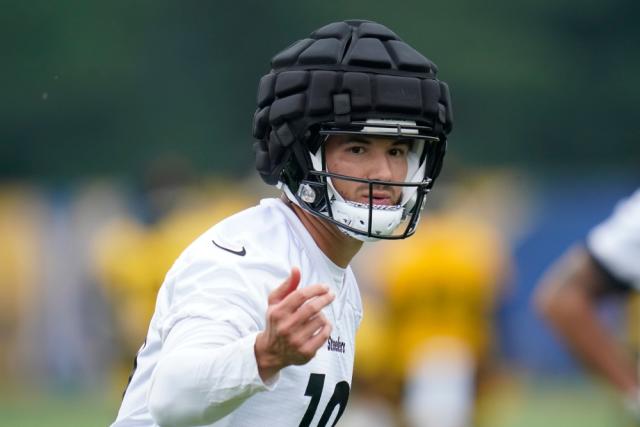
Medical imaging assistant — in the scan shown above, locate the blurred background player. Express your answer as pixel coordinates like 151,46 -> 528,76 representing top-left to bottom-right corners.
348,172 -> 513,427
0,184 -> 45,387
92,155 -> 253,387
534,188 -> 640,420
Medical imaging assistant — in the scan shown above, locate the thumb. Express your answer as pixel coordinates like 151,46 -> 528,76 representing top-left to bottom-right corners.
269,267 -> 301,305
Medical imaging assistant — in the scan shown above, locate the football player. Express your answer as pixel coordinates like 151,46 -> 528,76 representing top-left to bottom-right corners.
534,188 -> 640,420
352,200 -> 511,427
0,186 -> 43,385
110,19 -> 452,427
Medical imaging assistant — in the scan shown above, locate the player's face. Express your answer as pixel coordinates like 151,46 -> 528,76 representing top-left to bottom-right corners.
324,135 -> 410,206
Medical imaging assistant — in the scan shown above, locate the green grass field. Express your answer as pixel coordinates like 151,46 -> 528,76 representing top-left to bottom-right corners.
0,390 -> 118,427
477,377 -> 631,427
0,376 -> 634,427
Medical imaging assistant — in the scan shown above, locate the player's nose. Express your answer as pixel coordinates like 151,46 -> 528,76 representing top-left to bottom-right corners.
367,152 -> 394,181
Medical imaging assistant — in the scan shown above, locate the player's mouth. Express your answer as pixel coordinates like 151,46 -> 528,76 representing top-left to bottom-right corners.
358,191 -> 398,206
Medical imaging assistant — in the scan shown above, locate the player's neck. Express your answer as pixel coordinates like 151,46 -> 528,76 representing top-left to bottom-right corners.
282,195 -> 362,268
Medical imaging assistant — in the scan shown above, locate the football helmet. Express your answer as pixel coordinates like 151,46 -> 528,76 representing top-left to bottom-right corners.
253,20 -> 453,241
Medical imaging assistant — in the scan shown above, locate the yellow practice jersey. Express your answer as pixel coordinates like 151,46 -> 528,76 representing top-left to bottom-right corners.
0,186 -> 43,382
93,191 -> 252,350
359,212 -> 511,380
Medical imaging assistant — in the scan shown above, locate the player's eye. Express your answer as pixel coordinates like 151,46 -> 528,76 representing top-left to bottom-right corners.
347,145 -> 366,155
389,147 -> 408,157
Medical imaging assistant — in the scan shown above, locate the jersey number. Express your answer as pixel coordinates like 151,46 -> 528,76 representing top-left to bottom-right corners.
299,373 -> 350,427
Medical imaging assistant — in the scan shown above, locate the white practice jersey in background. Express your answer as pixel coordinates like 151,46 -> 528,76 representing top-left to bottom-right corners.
587,188 -> 640,290
111,198 -> 363,427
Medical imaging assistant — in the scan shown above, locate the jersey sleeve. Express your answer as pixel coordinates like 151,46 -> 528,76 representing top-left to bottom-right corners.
148,249 -> 282,427
159,253 -> 266,340
586,189 -> 640,291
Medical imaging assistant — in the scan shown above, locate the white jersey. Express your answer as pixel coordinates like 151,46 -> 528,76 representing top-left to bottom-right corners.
111,198 -> 363,427
587,188 -> 640,290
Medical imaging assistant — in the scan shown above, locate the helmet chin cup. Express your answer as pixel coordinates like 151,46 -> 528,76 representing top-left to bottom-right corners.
284,173 -> 430,241
332,200 -> 404,242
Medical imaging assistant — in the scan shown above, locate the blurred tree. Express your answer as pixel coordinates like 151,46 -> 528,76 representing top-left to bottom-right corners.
2,0 -> 638,181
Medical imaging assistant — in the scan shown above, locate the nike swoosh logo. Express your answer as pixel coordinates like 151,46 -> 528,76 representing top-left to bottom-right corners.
211,238 -> 246,256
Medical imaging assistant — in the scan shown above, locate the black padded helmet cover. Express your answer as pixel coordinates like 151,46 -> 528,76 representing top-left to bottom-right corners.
253,19 -> 453,187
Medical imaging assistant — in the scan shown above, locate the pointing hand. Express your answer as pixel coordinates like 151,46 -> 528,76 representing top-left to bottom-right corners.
255,267 -> 334,381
